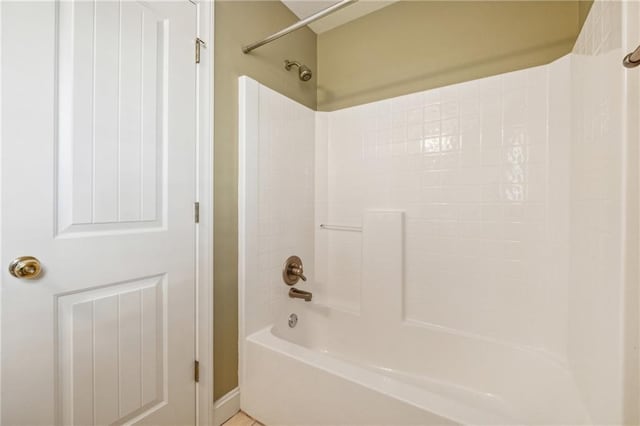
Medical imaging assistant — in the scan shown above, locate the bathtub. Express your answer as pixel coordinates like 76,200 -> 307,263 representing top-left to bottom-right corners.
240,302 -> 589,426
239,209 -> 589,425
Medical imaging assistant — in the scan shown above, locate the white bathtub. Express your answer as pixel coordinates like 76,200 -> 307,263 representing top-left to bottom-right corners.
240,302 -> 589,426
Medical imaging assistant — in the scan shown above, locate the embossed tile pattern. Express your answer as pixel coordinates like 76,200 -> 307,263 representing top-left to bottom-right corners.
255,84 -> 316,332
316,61 -> 572,356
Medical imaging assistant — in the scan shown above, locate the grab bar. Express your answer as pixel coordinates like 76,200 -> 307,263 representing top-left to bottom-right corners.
319,224 -> 362,232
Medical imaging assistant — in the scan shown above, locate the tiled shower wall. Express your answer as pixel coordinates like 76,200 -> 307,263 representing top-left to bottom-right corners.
316,60 -> 572,358
239,78 -> 316,337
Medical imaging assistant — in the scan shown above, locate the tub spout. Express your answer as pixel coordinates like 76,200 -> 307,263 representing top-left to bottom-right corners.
289,287 -> 312,302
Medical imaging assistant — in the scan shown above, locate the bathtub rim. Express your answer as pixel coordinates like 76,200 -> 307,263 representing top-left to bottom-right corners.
245,325 -> 525,425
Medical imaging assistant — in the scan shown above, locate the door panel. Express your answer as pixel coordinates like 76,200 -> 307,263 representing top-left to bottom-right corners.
1,1 -> 198,425
58,275 -> 166,425
57,0 -> 166,233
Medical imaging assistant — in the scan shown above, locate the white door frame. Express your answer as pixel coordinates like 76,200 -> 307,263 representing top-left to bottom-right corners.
0,0 -> 214,424
194,1 -> 214,425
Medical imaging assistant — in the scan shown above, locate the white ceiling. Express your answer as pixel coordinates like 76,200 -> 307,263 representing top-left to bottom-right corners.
280,0 -> 397,34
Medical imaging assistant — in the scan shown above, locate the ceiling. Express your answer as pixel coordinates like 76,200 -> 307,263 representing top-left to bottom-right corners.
280,0 -> 397,34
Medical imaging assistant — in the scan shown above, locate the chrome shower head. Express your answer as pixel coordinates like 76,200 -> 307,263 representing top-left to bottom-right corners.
285,60 -> 313,82
298,65 -> 312,81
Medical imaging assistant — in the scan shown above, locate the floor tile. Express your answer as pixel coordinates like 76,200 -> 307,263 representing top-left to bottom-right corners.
223,411 -> 265,426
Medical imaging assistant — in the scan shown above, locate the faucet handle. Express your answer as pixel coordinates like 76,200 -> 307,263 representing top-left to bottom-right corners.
283,255 -> 307,285
289,265 -> 307,282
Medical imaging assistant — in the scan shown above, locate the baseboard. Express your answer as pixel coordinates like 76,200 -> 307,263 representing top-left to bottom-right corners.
213,387 -> 240,426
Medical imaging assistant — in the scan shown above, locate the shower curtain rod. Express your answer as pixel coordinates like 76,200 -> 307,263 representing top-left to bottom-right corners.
242,0 -> 358,54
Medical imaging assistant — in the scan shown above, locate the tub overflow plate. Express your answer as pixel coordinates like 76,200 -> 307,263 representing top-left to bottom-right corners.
288,313 -> 298,328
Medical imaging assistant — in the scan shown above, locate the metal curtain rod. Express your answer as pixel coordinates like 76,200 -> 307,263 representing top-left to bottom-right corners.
242,0 -> 358,54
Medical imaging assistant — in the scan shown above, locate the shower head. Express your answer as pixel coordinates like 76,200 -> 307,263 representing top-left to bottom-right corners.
298,65 -> 312,81
285,60 -> 313,81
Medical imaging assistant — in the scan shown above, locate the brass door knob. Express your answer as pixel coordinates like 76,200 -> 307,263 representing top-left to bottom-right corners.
9,256 -> 42,279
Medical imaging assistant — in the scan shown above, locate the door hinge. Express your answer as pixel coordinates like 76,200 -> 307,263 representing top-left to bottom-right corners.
194,202 -> 200,224
194,360 -> 200,383
195,37 -> 206,64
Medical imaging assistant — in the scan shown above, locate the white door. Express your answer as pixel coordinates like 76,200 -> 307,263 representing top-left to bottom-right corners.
1,1 -> 199,425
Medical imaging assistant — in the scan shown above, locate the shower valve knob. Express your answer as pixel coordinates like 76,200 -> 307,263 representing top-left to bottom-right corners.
290,266 -> 307,282
283,255 -> 306,285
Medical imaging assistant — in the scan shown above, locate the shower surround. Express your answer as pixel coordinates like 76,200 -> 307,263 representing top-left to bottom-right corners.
239,1 -> 639,424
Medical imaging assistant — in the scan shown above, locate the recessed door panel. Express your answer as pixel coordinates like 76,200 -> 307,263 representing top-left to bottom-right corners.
56,1 -> 168,235
57,276 -> 166,425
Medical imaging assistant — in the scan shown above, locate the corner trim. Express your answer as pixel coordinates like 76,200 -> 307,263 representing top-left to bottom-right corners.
194,1 -> 214,425
213,388 -> 241,426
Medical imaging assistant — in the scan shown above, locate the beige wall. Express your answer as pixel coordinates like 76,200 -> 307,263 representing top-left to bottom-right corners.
213,0 -> 316,400
317,1 -> 584,111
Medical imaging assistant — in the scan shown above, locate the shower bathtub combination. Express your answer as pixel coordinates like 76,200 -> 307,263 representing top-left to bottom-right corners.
238,1 -> 640,424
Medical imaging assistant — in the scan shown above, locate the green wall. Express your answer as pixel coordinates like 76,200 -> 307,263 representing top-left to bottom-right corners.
213,0 -> 316,400
317,1 -> 585,111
